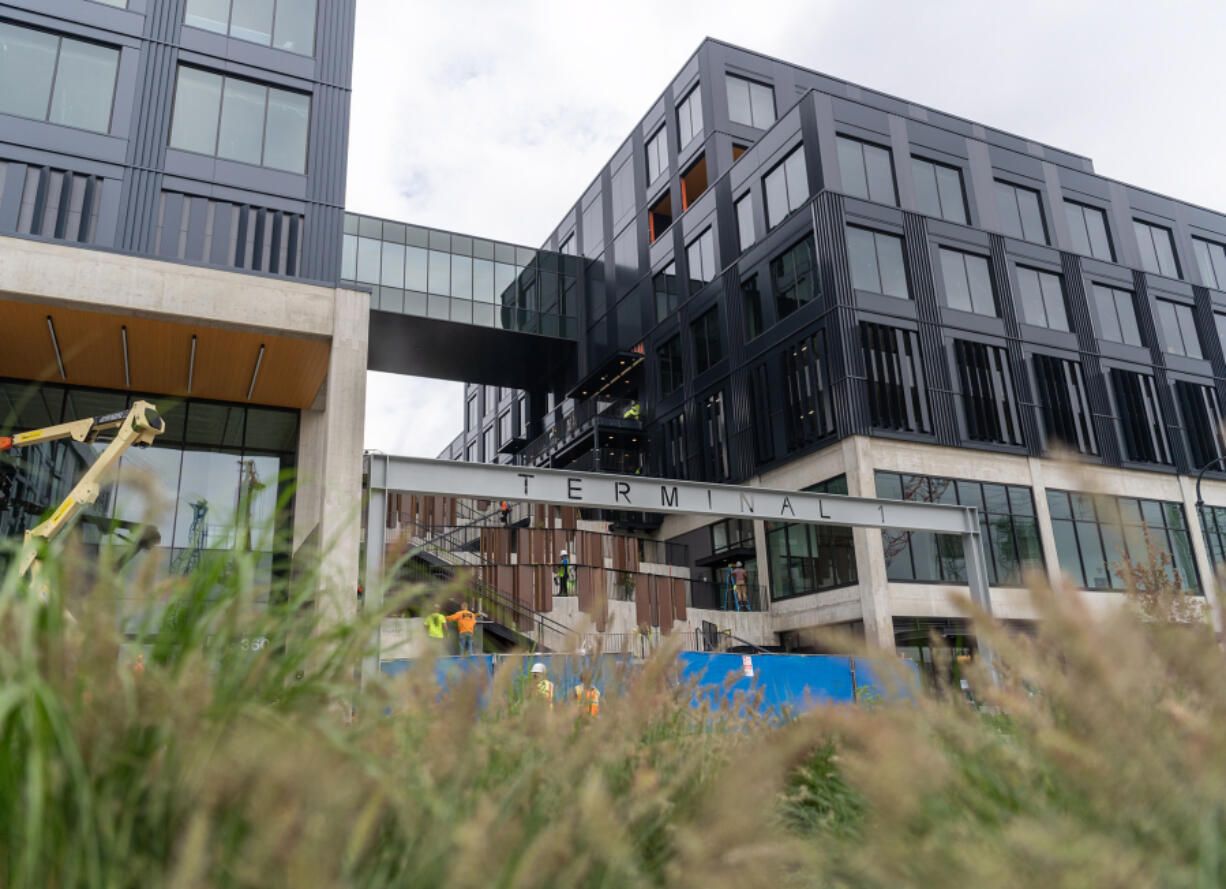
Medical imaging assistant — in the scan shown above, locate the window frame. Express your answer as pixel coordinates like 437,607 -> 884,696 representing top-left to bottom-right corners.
725,73 -> 775,129
770,236 -> 818,320
836,135 -> 897,206
676,85 -> 703,150
1014,264 -> 1069,331
1153,298 -> 1203,359
762,144 -> 809,229
994,179 -> 1049,244
0,22 -> 121,134
1091,283 -> 1144,347
910,155 -> 968,224
645,125 -> 668,183
657,334 -> 684,398
1133,218 -> 1182,279
735,191 -> 755,251
938,247 -> 997,316
691,305 -> 724,374
1063,199 -> 1115,261
846,225 -> 909,300
685,227 -> 716,287
1192,236 -> 1226,290
168,65 -> 312,174
182,0 -> 318,56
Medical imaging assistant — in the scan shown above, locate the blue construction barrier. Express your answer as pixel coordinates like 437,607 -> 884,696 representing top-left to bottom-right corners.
379,651 -> 916,717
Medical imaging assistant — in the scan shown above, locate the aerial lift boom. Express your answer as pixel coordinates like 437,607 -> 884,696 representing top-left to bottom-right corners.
1,400 -> 165,592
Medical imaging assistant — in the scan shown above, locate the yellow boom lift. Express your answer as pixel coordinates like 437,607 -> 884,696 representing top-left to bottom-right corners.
1,401 -> 165,597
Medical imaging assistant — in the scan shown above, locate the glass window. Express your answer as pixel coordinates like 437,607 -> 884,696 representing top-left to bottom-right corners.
1064,200 -> 1114,261
1047,489 -> 1198,593
184,0 -> 229,32
169,67 -> 223,155
763,144 -> 809,229
994,180 -> 1048,244
686,228 -> 716,287
735,192 -> 755,250
230,0 -> 274,44
878,472 -> 1042,586
646,126 -> 668,182
658,334 -> 683,397
1014,265 -> 1068,330
726,74 -> 774,128
1154,299 -> 1202,359
0,24 -> 119,133
466,396 -> 479,431
340,233 -> 357,279
911,157 -> 967,224
263,88 -> 310,173
273,0 -> 316,54
1033,353 -> 1097,455
846,226 -> 908,299
355,237 -> 380,284
1192,236 -> 1226,290
1134,219 -> 1181,278
767,477 -> 858,600
184,0 -> 317,55
771,237 -> 817,319
654,262 -> 678,322
781,330 -> 835,450
742,274 -> 763,340
692,306 -> 723,373
170,67 -> 310,174
837,136 -> 896,205
677,85 -> 703,149
939,248 -> 995,315
1092,283 -> 1143,346
217,77 -> 267,165
48,38 -> 119,133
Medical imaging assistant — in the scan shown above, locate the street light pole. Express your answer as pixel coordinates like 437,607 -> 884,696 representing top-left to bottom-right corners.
1194,455 -> 1226,511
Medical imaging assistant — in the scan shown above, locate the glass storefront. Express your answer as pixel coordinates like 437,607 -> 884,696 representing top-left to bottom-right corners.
765,475 -> 858,600
0,379 -> 297,595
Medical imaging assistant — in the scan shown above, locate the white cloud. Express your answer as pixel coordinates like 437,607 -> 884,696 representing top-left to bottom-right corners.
352,0 -> 1226,453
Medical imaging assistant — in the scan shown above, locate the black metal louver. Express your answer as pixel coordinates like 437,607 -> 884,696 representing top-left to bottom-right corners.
860,322 -> 931,433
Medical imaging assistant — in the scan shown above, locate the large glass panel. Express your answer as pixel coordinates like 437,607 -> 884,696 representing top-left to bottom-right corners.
764,161 -> 789,228
1039,270 -> 1068,330
940,249 -> 971,312
783,146 -> 808,213
726,74 -> 751,126
404,246 -> 428,291
1017,188 -> 1046,243
0,23 -> 58,122
1093,285 -> 1122,342
1050,518 -> 1085,587
217,77 -> 266,165
1065,203 -> 1091,256
846,226 -> 879,292
1085,207 -> 1112,260
1015,266 -> 1046,327
48,38 -> 119,133
229,0 -> 274,45
736,193 -> 754,249
272,0 -> 316,54
340,233 -> 356,279
864,143 -> 896,205
170,68 -> 223,155
355,236 -> 380,284
935,164 -> 967,224
965,254 -> 995,315
1175,304 -> 1202,358
380,242 -> 405,288
472,258 -> 494,301
184,0 -> 230,33
837,137 -> 867,199
451,254 -> 473,298
912,158 -> 940,219
427,250 -> 450,294
876,232 -> 908,299
263,88 -> 309,173
111,446 -> 182,551
175,451 -> 241,553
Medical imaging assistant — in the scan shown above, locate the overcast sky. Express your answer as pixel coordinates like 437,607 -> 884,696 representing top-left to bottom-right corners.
352,0 -> 1226,457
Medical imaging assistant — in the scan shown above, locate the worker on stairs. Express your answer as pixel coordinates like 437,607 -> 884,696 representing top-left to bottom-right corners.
556,549 -> 575,596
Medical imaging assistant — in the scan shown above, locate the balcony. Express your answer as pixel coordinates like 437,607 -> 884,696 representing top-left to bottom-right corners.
519,397 -> 644,468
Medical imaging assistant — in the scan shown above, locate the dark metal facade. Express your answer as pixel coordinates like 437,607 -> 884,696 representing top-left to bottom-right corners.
459,37 -> 1226,488
0,0 -> 353,285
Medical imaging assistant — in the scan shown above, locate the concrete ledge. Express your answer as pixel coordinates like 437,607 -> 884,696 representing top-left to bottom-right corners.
0,235 -> 337,340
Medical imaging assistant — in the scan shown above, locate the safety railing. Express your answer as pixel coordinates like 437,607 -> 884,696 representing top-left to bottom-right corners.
688,580 -> 770,613
518,397 -> 641,466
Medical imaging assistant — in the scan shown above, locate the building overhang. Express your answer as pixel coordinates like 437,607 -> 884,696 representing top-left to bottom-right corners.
567,349 -> 643,401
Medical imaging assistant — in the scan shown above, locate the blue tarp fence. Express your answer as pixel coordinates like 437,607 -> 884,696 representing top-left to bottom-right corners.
381,651 -> 917,717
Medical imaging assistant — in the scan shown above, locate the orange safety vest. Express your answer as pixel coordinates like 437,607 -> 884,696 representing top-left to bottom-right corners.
574,685 -> 600,716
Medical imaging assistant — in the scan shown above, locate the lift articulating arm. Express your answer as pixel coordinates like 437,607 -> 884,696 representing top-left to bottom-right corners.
1,400 -> 165,591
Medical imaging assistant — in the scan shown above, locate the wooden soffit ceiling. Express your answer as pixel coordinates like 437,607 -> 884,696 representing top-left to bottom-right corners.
0,298 -> 329,409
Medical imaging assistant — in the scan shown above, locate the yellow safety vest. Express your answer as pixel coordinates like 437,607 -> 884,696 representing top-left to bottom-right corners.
535,678 -> 555,705
574,685 -> 600,716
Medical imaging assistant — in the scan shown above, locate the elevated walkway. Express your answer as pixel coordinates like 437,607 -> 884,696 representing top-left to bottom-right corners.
343,213 -> 578,387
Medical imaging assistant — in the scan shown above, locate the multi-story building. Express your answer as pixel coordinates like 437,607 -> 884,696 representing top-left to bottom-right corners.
0,0 -> 367,608
5,17 -> 1226,659
442,39 -> 1226,655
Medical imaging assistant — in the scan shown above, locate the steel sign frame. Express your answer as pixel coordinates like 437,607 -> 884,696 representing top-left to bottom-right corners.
362,454 -> 995,668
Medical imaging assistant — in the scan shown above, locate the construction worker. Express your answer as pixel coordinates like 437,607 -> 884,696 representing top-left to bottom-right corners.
732,561 -> 750,611
530,662 -> 554,706
573,673 -> 600,717
556,549 -> 575,596
622,402 -> 641,421
446,602 -> 482,655
425,611 -> 447,647
500,499 -> 511,525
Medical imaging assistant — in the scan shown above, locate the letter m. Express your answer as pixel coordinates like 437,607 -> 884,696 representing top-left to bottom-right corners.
660,485 -> 679,507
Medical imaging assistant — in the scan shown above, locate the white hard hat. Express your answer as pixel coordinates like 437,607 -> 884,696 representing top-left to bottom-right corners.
531,662 -> 546,674
560,549 -> 568,555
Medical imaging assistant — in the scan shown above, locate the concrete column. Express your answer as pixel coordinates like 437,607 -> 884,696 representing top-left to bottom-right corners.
294,286 -> 370,628
1177,474 -> 1223,636
842,436 -> 894,649
752,517 -> 771,610
1026,457 -> 1065,589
